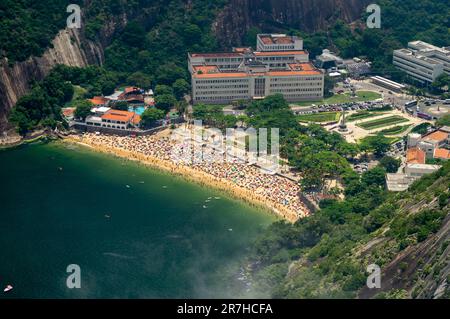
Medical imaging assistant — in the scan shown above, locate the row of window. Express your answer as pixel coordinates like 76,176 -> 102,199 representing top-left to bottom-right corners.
86,122 -> 128,129
195,79 -> 250,84
195,95 -> 249,101
270,88 -> 323,93
195,90 -> 250,95
204,58 -> 241,63
260,45 -> 295,50
270,77 -> 323,82
270,82 -> 322,87
393,60 -> 434,81
196,85 -> 249,89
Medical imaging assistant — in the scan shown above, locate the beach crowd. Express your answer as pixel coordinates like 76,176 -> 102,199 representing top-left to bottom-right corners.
68,131 -> 310,221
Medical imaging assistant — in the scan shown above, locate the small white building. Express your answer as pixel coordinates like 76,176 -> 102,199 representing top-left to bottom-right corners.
407,133 -> 422,148
405,163 -> 441,178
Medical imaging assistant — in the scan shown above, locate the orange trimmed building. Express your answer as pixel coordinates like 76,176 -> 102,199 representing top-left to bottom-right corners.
406,148 -> 426,164
188,34 -> 324,104
434,148 -> 450,160
85,109 -> 141,130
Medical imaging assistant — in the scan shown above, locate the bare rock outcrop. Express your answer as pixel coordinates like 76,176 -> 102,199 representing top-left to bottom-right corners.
213,0 -> 371,48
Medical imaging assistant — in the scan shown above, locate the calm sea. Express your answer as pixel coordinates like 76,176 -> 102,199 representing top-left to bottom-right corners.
0,141 -> 275,298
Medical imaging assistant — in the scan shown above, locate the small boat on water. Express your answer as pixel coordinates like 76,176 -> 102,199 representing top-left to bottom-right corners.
4,285 -> 13,292
126,185 -> 131,188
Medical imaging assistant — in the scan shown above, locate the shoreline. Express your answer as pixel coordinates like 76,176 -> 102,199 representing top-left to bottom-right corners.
63,135 -> 302,222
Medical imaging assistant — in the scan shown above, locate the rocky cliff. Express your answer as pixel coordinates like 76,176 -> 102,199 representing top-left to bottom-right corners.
0,28 -> 103,131
213,0 -> 370,47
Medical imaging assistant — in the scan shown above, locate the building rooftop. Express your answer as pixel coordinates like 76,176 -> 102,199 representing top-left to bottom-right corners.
406,148 -> 426,164
89,96 -> 110,105
101,110 -> 138,123
406,163 -> 441,170
190,52 -> 243,58
258,34 -> 300,45
192,62 -> 321,79
386,173 -> 414,192
92,106 -> 111,114
422,130 -> 449,143
434,148 -> 450,160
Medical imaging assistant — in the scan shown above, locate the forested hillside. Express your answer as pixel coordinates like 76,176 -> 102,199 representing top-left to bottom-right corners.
6,0 -> 227,134
3,0 -> 450,133
248,161 -> 450,299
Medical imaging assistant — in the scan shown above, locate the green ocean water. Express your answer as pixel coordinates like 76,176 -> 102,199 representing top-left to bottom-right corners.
0,141 -> 275,298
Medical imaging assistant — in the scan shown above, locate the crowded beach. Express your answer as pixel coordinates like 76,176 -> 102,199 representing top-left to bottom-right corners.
65,131 -> 310,222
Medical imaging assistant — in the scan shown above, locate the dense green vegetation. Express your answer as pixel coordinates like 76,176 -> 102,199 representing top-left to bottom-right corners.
248,160 -> 450,298
294,91 -> 382,107
377,124 -> 412,135
7,0 -> 226,135
8,69 -> 75,135
347,111 -> 383,122
411,122 -> 432,135
0,0 -> 75,63
242,95 -> 359,192
436,115 -> 450,127
357,115 -> 409,130
0,0 -> 150,63
296,0 -> 450,83
297,112 -> 340,123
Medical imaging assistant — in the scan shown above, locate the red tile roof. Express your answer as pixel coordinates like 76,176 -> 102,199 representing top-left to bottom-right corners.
89,96 -> 109,105
101,110 -> 137,123
434,148 -> 450,160
423,130 -> 449,143
406,148 -> 426,164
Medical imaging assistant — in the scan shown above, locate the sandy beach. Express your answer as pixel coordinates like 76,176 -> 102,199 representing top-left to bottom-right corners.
64,132 -> 309,222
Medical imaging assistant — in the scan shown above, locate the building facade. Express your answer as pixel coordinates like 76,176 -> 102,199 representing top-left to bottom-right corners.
256,34 -> 303,52
393,41 -> 450,83
189,34 -> 324,104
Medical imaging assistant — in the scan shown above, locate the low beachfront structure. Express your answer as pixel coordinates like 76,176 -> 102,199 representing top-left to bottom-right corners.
85,109 -> 141,130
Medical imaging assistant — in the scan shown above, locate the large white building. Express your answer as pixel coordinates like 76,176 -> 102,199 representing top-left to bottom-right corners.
393,41 -> 450,83
189,34 -> 324,104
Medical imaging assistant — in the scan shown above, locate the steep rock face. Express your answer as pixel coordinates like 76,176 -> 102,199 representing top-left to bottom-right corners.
213,0 -> 370,47
0,28 -> 102,131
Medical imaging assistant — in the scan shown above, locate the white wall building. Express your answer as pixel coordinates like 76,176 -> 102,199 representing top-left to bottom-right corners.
393,41 -> 450,83
189,34 -> 323,104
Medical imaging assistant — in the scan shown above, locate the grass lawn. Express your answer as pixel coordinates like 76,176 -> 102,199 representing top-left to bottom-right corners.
294,91 -> 382,106
297,112 -> 340,123
357,115 -> 409,130
359,135 -> 401,145
65,85 -> 87,107
377,124 -> 412,135
347,111 -> 384,122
